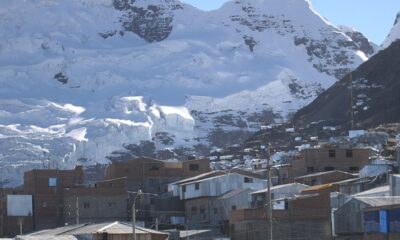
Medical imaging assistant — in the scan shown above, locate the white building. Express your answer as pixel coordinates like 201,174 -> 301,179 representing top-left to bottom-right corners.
169,172 -> 267,200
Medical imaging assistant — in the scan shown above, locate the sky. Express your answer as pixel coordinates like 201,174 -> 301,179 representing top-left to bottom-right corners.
181,0 -> 399,44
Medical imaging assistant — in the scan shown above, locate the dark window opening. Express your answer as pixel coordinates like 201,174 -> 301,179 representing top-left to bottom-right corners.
150,165 -> 159,171
200,208 -> 205,214
307,167 -> 314,173
191,206 -> 197,213
150,198 -> 155,205
84,202 -> 90,209
189,164 -> 199,171
324,166 -> 335,171
328,150 -> 336,158
349,166 -> 359,172
102,232 -> 108,240
182,185 -> 186,193
346,150 -> 353,158
244,177 -> 253,183
214,208 -> 218,214
195,183 -> 200,190
232,205 -> 237,210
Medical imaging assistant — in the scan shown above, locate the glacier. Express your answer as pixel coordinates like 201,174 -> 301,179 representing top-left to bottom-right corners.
0,0 -> 375,186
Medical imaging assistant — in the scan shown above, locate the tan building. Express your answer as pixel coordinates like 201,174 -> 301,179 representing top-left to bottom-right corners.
104,157 -> 210,193
24,166 -> 84,230
229,183 -> 338,240
63,177 -> 129,225
292,147 -> 372,179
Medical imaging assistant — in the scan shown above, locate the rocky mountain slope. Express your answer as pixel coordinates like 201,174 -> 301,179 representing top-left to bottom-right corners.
294,39 -> 400,129
0,0 -> 375,186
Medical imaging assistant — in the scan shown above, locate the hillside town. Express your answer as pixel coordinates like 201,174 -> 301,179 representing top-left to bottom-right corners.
1,0 -> 400,240
1,124 -> 400,240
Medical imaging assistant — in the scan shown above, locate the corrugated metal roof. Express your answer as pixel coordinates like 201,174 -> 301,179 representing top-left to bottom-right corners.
27,222 -> 168,236
170,171 -> 225,185
354,197 -> 400,207
353,185 -> 390,197
218,188 -> 252,199
179,229 -> 211,238
252,183 -> 309,194
16,236 -> 78,240
301,183 -> 334,192
295,170 -> 355,179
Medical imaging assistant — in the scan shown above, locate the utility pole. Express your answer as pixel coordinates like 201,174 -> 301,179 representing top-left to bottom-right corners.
132,190 -> 143,240
261,144 -> 273,240
76,197 -> 79,225
267,143 -> 273,240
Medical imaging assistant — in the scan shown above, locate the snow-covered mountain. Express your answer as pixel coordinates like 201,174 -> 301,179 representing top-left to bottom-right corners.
0,0 -> 375,186
383,12 -> 400,48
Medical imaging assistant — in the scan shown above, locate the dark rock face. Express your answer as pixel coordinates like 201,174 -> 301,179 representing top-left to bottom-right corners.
294,40 -> 400,129
113,0 -> 182,42
243,35 -> 257,52
341,29 -> 376,56
54,72 -> 68,84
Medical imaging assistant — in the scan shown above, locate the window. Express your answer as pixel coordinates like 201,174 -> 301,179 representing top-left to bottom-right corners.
200,208 -> 205,214
49,177 -> 57,187
307,167 -> 314,173
328,150 -> 336,158
244,177 -> 253,183
108,182 -> 114,187
102,232 -> 108,240
195,183 -> 200,190
84,202 -> 90,209
182,185 -> 186,193
214,208 -> 218,214
349,166 -> 359,172
324,166 -> 335,171
346,150 -> 353,158
232,205 -> 237,210
107,202 -> 116,208
189,164 -> 199,171
150,165 -> 159,171
150,198 -> 155,205
191,206 -> 197,213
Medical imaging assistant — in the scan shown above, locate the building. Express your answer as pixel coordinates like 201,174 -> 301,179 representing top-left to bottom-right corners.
250,182 -> 309,208
169,172 -> 266,201
295,170 -> 356,186
292,147 -> 372,178
16,221 -> 169,240
104,157 -> 210,193
184,188 -> 253,234
230,183 -> 336,240
63,177 -> 129,225
363,202 -> 400,240
0,188 -> 34,237
333,197 -> 400,238
169,171 -> 266,235
23,166 -> 84,230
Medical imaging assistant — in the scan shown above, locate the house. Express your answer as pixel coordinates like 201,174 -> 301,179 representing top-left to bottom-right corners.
16,221 -> 169,240
184,188 -> 254,234
292,146 -> 372,178
169,172 -> 266,201
63,177 -> 129,225
295,170 -> 356,186
333,197 -> 400,237
23,166 -> 84,230
169,171 -> 266,235
104,157 -> 210,193
363,201 -> 400,240
230,183 -> 336,240
250,183 -> 309,208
